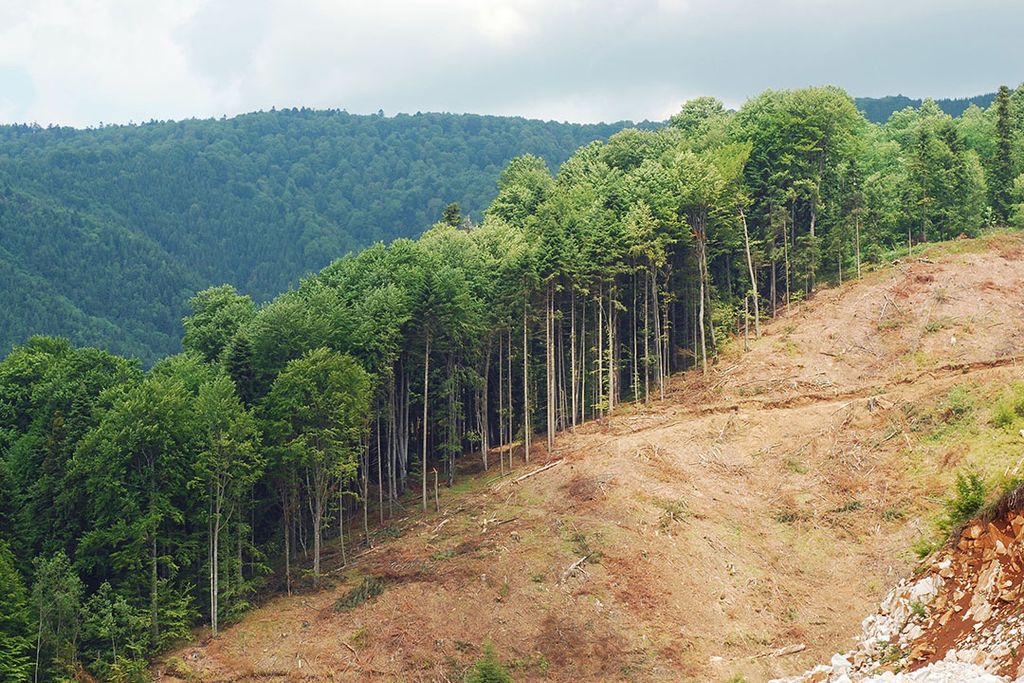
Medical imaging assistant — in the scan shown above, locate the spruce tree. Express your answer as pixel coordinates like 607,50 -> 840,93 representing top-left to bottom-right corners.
0,541 -> 32,682
465,643 -> 513,683
993,85 -> 1014,222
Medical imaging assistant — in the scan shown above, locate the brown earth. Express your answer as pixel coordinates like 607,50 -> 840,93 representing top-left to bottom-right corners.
156,231 -> 1024,683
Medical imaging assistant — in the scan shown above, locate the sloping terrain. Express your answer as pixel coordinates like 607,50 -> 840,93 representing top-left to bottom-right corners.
158,232 -> 1024,682
774,502 -> 1024,682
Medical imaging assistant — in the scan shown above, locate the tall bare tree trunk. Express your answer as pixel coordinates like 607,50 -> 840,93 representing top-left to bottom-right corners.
570,289 -> 578,427
498,335 -> 505,474
312,490 -> 322,585
507,328 -> 513,465
632,272 -> 639,401
421,333 -> 430,511
362,443 -> 370,546
855,214 -> 862,278
741,210 -> 760,338
546,283 -> 555,452
579,298 -> 586,422
809,207 -> 817,296
481,350 -> 490,469
283,491 -> 291,596
523,302 -> 530,463
596,289 -> 604,417
376,415 -> 383,525
643,268 -> 650,402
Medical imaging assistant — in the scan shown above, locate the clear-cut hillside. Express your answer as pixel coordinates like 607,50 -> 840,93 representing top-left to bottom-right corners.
158,232 -> 1024,682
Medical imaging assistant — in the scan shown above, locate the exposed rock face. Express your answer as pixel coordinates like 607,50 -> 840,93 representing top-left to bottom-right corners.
773,510 -> 1024,683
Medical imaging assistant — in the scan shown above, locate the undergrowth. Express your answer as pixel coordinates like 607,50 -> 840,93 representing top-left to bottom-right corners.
466,642 -> 513,683
991,383 -> 1024,429
334,576 -> 385,611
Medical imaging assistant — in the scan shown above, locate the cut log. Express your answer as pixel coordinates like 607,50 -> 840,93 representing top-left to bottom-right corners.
492,459 -> 563,491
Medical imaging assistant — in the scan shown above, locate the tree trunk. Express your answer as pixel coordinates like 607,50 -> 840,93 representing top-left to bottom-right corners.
784,214 -> 791,308
632,272 -> 639,402
579,294 -> 586,421
643,268 -> 650,403
507,328 -> 513,466
570,289 -> 578,427
312,489 -> 323,585
546,282 -> 555,452
376,415 -> 384,525
211,493 -> 222,637
498,334 -> 505,474
809,207 -> 817,295
523,302 -> 530,463
741,210 -> 761,338
283,491 -> 291,596
855,213 -> 862,279
150,524 -> 159,647
597,289 -> 604,416
482,350 -> 490,470
362,443 -> 370,547
421,333 -> 430,511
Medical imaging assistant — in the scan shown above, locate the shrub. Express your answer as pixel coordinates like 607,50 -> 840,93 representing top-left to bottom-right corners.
991,383 -> 1024,429
333,576 -> 384,612
943,386 -> 973,421
941,470 -> 987,532
912,537 -> 941,559
466,642 -> 513,683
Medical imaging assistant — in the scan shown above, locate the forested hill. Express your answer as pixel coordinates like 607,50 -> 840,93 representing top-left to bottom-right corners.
0,110 -> 639,364
855,92 -> 996,123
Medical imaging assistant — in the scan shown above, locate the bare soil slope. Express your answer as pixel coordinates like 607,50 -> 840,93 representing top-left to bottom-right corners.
158,232 -> 1024,682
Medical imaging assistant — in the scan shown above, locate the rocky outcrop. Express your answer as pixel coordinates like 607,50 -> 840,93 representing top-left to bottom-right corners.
773,510 -> 1024,682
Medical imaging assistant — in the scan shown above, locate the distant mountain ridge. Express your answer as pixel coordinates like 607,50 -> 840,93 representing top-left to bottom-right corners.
855,92 -> 996,123
0,109 -> 639,363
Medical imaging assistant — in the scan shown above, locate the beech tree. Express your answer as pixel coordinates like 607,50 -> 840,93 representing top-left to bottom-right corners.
265,348 -> 371,585
192,374 -> 263,637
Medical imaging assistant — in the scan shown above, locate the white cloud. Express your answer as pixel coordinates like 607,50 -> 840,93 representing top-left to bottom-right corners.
0,0 -> 1021,127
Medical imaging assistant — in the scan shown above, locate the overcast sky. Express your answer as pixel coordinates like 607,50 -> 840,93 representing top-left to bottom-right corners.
1,0 -> 1022,127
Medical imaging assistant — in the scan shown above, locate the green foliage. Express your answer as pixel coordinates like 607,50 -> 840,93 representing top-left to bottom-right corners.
992,86 -> 1015,222
0,111 -> 633,363
32,552 -> 84,679
466,643 -> 513,683
991,383 -> 1024,428
912,537 -> 942,560
856,93 -> 997,124
333,576 -> 385,612
0,541 -> 33,682
81,582 -> 150,681
941,470 -> 987,533
182,286 -> 256,363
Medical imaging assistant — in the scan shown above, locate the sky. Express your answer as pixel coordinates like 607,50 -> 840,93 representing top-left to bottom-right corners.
1,0 -> 1022,127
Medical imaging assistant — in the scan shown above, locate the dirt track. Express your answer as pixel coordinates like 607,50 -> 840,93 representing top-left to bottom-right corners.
158,232 -> 1024,682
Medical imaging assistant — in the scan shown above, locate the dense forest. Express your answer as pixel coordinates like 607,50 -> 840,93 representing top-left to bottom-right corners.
2,84 -> 1024,681
855,91 -> 997,123
0,111 -> 640,363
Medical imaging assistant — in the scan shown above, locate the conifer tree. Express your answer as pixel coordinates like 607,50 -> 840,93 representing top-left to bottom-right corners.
993,85 -> 1015,222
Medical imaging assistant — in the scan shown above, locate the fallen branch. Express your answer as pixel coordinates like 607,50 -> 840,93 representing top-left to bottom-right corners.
559,553 -> 592,584
493,459 -> 563,491
751,643 -> 806,659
